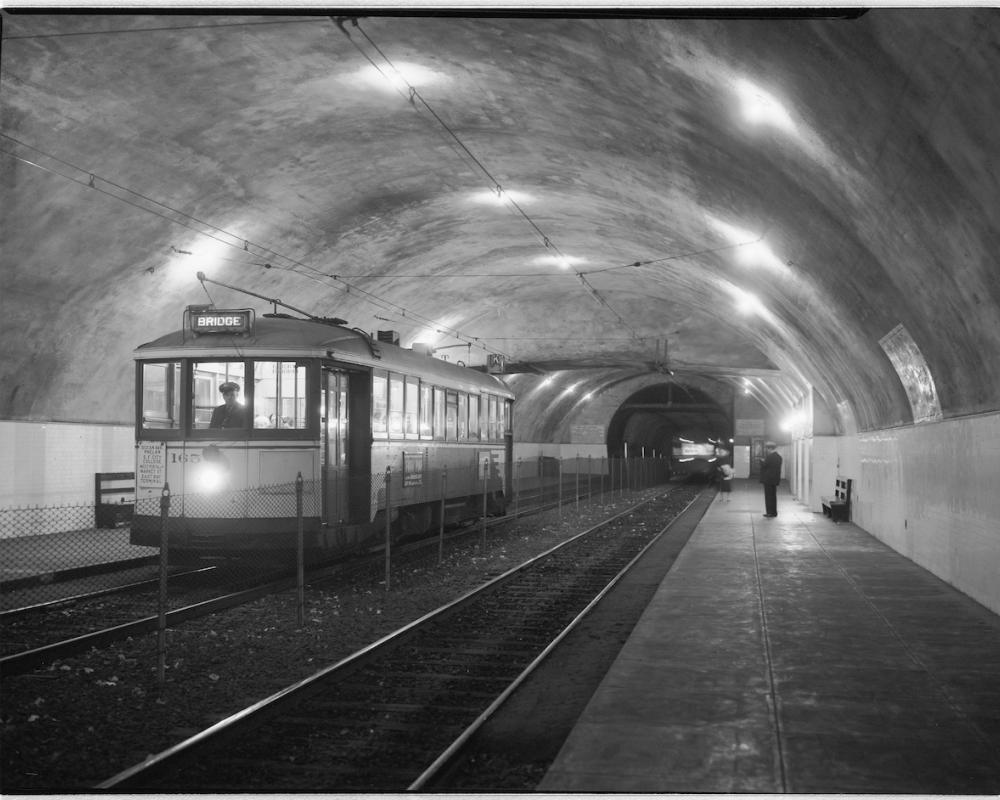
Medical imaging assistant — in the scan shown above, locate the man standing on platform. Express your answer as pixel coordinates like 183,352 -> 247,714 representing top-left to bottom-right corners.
760,441 -> 782,518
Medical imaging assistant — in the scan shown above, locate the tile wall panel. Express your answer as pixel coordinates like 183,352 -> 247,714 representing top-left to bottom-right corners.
0,420 -> 134,508
851,412 -> 1000,615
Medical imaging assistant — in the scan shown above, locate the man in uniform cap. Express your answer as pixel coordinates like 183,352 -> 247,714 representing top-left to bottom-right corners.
209,381 -> 247,429
759,441 -> 782,517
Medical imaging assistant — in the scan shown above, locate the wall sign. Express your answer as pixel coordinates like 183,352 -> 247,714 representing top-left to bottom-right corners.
735,418 -> 765,436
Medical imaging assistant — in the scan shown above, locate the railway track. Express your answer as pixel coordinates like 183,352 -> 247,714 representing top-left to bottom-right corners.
99,483 -> 703,792
0,480 -> 633,675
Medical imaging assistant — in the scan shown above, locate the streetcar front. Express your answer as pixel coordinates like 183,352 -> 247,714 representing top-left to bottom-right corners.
132,307 -> 322,560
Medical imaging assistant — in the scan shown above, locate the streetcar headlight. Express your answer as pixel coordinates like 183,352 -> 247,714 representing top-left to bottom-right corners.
196,463 -> 227,493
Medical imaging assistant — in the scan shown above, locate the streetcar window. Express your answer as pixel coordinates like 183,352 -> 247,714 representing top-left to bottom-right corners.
140,362 -> 180,429
253,361 -> 308,429
502,399 -> 511,436
372,373 -> 388,437
419,383 -> 433,439
445,391 -> 458,441
404,377 -> 419,439
388,374 -> 404,437
433,387 -> 445,440
457,393 -> 468,441
468,394 -> 480,441
488,395 -> 498,441
192,361 -> 247,430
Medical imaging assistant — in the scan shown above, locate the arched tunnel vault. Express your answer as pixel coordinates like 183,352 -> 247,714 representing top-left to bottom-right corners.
610,382 -> 733,459
508,371 -> 734,456
2,10 -> 1000,438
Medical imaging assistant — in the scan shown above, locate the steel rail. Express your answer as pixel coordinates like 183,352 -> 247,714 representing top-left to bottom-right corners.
0,574 -> 298,677
96,491 -> 672,791
407,488 -> 703,790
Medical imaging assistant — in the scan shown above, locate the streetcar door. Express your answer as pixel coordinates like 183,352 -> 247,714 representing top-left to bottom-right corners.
323,370 -> 350,524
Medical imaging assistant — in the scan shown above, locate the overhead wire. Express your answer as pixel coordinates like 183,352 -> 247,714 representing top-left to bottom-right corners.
2,18 -> 767,357
334,17 -> 642,340
0,133 -> 507,357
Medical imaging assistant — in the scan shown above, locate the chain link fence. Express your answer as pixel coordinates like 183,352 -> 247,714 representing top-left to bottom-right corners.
1,456 -> 673,610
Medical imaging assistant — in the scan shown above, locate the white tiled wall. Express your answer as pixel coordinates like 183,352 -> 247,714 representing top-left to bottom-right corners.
0,420 -> 134,508
810,412 -> 1000,616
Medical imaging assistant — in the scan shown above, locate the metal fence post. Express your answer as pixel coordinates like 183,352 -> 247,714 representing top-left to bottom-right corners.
557,458 -> 563,518
601,456 -> 608,506
575,454 -> 580,513
296,472 -> 304,627
588,455 -> 593,508
384,466 -> 392,592
481,458 -> 488,549
439,467 -> 447,564
514,458 -> 521,519
157,482 -> 170,687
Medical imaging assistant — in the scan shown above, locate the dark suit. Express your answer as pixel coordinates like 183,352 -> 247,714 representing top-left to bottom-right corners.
760,450 -> 782,516
209,403 -> 247,429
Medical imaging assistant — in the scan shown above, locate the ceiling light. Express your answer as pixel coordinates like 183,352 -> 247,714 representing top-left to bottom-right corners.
348,62 -> 442,94
734,289 -> 765,316
735,78 -> 796,133
471,188 -> 534,206
533,254 -> 584,270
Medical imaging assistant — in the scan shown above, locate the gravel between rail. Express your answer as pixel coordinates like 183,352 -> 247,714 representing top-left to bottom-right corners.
1,487 -> 683,792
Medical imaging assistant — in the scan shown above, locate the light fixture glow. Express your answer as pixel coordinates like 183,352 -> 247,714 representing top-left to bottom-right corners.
195,463 -> 227,493
471,188 -> 535,206
707,216 -> 786,272
735,78 -> 797,133
734,289 -> 765,316
167,238 -> 232,287
349,62 -> 443,94
533,254 -> 584,270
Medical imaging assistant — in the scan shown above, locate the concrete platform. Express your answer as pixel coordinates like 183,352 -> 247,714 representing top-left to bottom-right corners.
539,479 -> 1000,794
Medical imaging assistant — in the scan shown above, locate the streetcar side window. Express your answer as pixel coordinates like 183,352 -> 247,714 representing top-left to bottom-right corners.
433,387 -> 445,440
253,361 -> 308,429
192,361 -> 247,430
372,373 -> 388,438
467,394 -> 480,441
388,373 -> 404,437
445,391 -> 458,441
488,395 -> 498,442
140,361 -> 181,429
419,382 -> 433,439
404,377 -> 420,439
457,392 -> 468,441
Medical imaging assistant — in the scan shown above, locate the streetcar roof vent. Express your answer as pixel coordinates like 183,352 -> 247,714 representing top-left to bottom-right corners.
376,330 -> 400,345
411,342 -> 435,356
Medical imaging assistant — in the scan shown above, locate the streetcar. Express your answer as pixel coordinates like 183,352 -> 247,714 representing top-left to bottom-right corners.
132,303 -> 513,560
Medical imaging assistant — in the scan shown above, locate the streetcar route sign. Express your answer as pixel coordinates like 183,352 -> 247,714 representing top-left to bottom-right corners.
137,441 -> 166,496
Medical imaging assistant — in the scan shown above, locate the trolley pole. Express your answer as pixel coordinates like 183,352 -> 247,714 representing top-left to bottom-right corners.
157,483 -> 170,687
439,467 -> 447,564
384,466 -> 392,592
295,473 -> 304,628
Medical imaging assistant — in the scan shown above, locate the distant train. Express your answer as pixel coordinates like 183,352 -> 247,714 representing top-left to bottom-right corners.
132,305 -> 514,560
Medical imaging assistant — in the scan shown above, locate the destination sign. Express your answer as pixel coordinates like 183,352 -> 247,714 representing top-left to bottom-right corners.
189,308 -> 253,336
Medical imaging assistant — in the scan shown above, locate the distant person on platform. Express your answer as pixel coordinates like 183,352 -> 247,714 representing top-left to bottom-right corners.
718,461 -> 735,501
760,442 -> 782,518
209,382 -> 247,429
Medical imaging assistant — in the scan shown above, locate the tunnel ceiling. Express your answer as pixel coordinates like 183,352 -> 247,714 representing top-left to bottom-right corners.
3,9 -> 999,433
